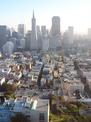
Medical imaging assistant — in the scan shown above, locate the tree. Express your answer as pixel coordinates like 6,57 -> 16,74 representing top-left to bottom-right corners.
11,113 -> 30,122
37,64 -> 44,89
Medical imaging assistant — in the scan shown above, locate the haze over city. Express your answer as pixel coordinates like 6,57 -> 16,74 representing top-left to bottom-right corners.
0,0 -> 91,122
0,0 -> 91,34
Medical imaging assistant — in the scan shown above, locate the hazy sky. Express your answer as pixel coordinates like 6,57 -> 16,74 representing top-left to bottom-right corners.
0,0 -> 91,34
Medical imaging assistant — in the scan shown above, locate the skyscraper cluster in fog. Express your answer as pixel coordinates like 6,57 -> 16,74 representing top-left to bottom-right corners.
1,10 -> 91,56
29,11 -> 61,51
0,11 -> 62,56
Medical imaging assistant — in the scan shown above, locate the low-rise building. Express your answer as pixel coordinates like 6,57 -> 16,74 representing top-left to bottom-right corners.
0,96 -> 49,122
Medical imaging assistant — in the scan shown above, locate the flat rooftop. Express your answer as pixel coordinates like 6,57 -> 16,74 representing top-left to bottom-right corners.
36,99 -> 49,112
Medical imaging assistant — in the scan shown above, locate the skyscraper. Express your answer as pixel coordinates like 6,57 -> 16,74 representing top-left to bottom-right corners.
31,11 -> 37,50
88,28 -> 91,39
0,25 -> 7,50
41,26 -> 47,37
68,26 -> 74,44
25,31 -> 31,50
18,24 -> 25,37
50,16 -> 61,50
37,25 -> 42,50
51,16 -> 60,36
41,25 -> 49,51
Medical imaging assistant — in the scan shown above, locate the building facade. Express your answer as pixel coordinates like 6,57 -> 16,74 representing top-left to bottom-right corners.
18,24 -> 25,37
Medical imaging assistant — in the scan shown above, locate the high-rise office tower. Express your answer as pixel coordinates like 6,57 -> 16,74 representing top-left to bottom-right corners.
0,25 -> 7,50
37,25 -> 41,40
51,16 -> 60,36
25,31 -> 31,50
12,31 -> 20,49
68,26 -> 74,44
37,26 -> 40,35
88,28 -> 91,39
37,25 -> 42,50
12,31 -> 19,39
41,26 -> 47,37
18,24 -> 25,37
50,16 -> 61,50
41,25 -> 49,51
62,31 -> 69,51
9,38 -> 17,51
31,11 -> 37,50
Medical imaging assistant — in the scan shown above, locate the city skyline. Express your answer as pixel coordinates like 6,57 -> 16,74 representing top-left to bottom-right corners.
0,0 -> 91,34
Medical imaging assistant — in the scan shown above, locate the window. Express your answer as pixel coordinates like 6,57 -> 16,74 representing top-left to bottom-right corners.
39,113 -> 45,122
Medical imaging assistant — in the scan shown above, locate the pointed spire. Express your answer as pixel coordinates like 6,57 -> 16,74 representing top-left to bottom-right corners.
33,10 -> 35,18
